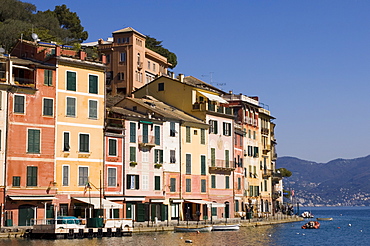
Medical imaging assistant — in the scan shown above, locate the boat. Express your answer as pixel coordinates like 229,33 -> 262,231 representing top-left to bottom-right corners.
300,211 -> 314,218
301,221 -> 320,229
316,218 -> 333,221
174,225 -> 213,232
212,224 -> 240,231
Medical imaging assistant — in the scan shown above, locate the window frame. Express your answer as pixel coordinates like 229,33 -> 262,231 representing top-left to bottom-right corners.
27,129 -> 40,154
78,166 -> 89,186
88,99 -> 98,119
108,138 -> 117,156
44,69 -> 53,86
62,165 -> 70,186
43,97 -> 54,117
66,71 -> 77,91
108,167 -> 117,187
14,94 -> 25,114
27,166 -> 38,187
79,133 -> 90,153
88,74 -> 98,94
66,96 -> 76,117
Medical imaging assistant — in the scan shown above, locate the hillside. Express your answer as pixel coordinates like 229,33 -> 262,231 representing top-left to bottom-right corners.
276,155 -> 370,206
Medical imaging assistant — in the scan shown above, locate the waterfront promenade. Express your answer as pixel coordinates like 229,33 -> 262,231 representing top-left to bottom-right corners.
0,214 -> 303,238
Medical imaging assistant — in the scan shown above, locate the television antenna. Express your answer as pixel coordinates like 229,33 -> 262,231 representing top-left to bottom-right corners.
201,72 -> 226,89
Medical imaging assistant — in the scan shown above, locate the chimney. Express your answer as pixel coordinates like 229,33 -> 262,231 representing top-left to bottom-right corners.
101,54 -> 107,64
178,74 -> 184,82
55,46 -> 61,56
79,50 -> 86,60
98,38 -> 104,45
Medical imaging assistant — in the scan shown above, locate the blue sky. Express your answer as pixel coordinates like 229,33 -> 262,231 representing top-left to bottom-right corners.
28,0 -> 370,163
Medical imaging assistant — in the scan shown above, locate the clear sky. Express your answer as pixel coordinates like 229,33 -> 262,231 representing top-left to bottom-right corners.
27,0 -> 370,163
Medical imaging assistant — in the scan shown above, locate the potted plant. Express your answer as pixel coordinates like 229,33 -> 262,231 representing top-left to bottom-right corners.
154,163 -> 162,168
130,161 -> 137,167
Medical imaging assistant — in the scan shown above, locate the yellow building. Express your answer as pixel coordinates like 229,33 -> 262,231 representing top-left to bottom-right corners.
54,51 -> 106,217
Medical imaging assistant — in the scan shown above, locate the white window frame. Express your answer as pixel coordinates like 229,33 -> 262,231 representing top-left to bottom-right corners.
108,138 -> 118,157
107,167 -> 117,187
78,133 -> 90,153
13,94 -> 25,114
78,166 -> 89,186
66,96 -> 76,117
88,99 -> 98,119
62,165 -> 70,186
42,97 -> 54,117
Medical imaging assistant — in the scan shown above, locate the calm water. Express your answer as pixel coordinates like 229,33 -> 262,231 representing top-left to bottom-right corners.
1,207 -> 370,246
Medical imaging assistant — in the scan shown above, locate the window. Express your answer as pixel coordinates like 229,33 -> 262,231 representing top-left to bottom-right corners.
142,175 -> 149,190
170,178 -> 176,192
130,123 -> 136,143
200,129 -> 205,144
186,179 -> 191,192
108,168 -> 117,187
253,147 -> 259,158
201,179 -> 206,193
78,167 -> 88,186
66,97 -> 76,117
238,177 -> 241,190
126,174 -> 139,189
88,100 -> 98,119
186,154 -> 191,174
118,72 -> 124,80
128,147 -> 136,163
89,75 -> 98,94
211,148 -> 215,166
158,82 -> 164,91
212,207 -> 217,216
27,166 -> 37,186
211,175 -> 216,188
142,124 -> 148,143
209,120 -> 218,134
66,71 -> 76,91
148,61 -> 150,70
43,98 -> 53,116
142,148 -> 149,162
108,139 -> 117,156
154,176 -> 161,190
223,122 -> 231,136
120,52 -> 126,62
264,180 -> 268,192
250,185 -> 254,196
154,149 -> 163,163
153,63 -> 156,72
14,95 -> 25,113
12,176 -> 20,187
170,122 -> 175,137
225,176 -> 230,189
44,69 -> 53,86
154,126 -> 160,145
235,200 -> 239,212
63,132 -> 70,151
62,165 -> 69,186
225,150 -> 230,167
79,133 -> 89,153
201,155 -> 206,175
27,129 -> 40,153
186,126 -> 191,143
170,150 -> 176,163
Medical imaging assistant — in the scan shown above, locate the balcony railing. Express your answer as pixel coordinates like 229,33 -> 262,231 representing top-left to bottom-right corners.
138,135 -> 156,148
192,102 -> 233,116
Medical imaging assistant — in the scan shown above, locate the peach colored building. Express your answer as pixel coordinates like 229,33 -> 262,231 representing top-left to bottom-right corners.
83,27 -> 171,95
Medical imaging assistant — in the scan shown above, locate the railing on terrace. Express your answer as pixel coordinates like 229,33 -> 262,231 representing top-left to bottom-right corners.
138,135 -> 156,147
13,77 -> 35,87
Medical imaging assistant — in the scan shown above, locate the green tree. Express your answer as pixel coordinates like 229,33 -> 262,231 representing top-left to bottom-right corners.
145,36 -> 177,69
277,168 -> 292,177
52,4 -> 88,43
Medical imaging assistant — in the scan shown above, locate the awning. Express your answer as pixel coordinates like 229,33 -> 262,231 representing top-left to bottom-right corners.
73,197 -> 123,209
207,202 -> 226,208
124,197 -> 145,202
197,91 -> 228,104
9,196 -> 57,201
171,199 -> 184,203
150,199 -> 165,203
12,64 -> 34,71
185,199 -> 211,205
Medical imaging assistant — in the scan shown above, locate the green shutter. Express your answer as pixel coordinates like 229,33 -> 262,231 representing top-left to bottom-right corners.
161,204 -> 168,221
27,166 -> 37,186
201,179 -> 206,193
89,75 -> 98,94
214,121 -> 218,134
67,71 -> 76,91
211,175 -> 216,188
142,124 -> 148,143
186,126 -> 191,143
108,139 -> 116,156
137,203 -> 145,222
130,147 -> 136,162
225,150 -> 229,167
201,155 -> 206,175
155,176 -> 160,190
186,154 -> 191,174
211,148 -> 215,166
154,126 -> 160,145
225,176 -> 230,189
28,129 -> 40,153
130,123 -> 136,143
126,203 -> 132,218
44,70 -> 52,86
201,129 -> 205,144
170,178 -> 176,192
159,150 -> 163,163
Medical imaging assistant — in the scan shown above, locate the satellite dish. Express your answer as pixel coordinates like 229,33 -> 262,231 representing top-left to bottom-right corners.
0,47 -> 5,54
31,33 -> 38,42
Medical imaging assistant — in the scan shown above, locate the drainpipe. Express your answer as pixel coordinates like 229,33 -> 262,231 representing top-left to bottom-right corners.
179,120 -> 183,223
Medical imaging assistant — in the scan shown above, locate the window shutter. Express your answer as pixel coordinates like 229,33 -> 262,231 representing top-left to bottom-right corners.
201,155 -> 206,175
142,124 -> 148,143
214,121 -> 218,134
159,150 -> 163,163
211,148 -> 215,166
200,129 -> 205,144
135,175 -> 139,189
130,123 -> 136,142
155,176 -> 160,190
186,126 -> 191,142
126,175 -> 131,189
154,126 -> 160,145
130,147 -> 136,162
89,75 -> 98,94
186,154 -> 191,174
67,71 -> 76,91
225,150 -> 229,167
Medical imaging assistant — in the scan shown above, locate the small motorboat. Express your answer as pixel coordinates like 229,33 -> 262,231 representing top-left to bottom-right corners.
212,224 -> 240,231
300,211 -> 314,218
174,225 -> 213,232
301,221 -> 320,229
316,218 -> 333,221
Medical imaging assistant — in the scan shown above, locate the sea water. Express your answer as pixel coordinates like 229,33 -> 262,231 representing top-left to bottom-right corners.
0,207 -> 369,246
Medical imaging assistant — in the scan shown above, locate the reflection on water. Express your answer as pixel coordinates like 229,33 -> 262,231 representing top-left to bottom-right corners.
0,226 -> 279,246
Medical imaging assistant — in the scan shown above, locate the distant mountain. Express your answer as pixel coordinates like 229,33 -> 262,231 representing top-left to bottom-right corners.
276,155 -> 370,206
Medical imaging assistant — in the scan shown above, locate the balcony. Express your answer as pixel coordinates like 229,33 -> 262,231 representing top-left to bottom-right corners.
208,159 -> 235,175
192,102 -> 233,116
138,135 -> 156,148
262,144 -> 271,154
137,62 -> 143,70
262,169 -> 273,179
261,128 -> 269,136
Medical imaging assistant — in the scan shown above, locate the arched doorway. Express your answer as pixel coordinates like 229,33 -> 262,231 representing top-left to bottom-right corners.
18,204 -> 35,226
